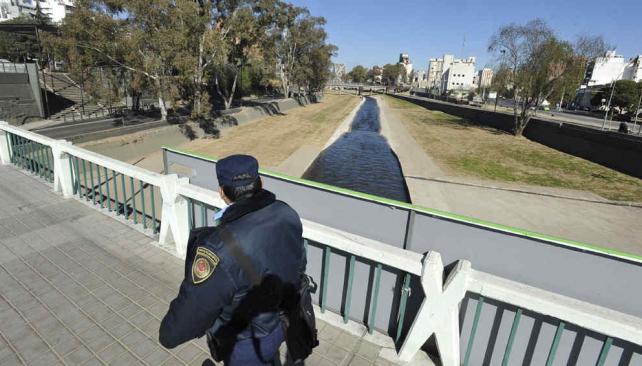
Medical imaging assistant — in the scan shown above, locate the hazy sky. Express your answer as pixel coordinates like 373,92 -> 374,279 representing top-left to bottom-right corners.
289,0 -> 642,71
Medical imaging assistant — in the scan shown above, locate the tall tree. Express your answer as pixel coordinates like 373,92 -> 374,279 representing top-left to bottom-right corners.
382,63 -> 404,86
270,3 -> 334,97
591,80 -> 642,114
488,19 -> 576,136
47,0 -> 203,120
348,65 -> 367,83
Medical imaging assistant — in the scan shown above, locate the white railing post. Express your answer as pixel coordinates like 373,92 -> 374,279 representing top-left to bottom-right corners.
395,251 -> 470,365
159,174 -> 190,258
52,141 -> 75,197
0,122 -> 11,165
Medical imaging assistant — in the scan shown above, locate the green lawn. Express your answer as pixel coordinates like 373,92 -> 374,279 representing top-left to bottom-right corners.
386,96 -> 642,202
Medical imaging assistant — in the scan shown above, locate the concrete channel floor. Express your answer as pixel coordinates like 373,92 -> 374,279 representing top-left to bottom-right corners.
0,164 -> 400,366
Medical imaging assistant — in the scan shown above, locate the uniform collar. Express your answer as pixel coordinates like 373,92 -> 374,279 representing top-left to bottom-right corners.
220,189 -> 276,224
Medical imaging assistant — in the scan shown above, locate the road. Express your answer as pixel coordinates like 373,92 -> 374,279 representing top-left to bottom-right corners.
414,93 -> 642,133
542,109 -> 642,133
34,116 -> 163,141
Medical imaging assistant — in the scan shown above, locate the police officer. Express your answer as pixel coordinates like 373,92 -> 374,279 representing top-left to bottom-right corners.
159,154 -> 305,365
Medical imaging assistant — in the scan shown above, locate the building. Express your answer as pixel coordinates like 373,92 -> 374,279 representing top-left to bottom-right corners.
477,68 -> 493,89
0,0 -> 73,23
583,51 -> 642,87
412,69 -> 426,88
427,54 -> 476,94
583,51 -> 627,87
623,55 -> 642,83
398,53 -> 413,84
575,52 -> 642,110
331,63 -> 346,82
372,65 -> 383,84
426,54 -> 476,94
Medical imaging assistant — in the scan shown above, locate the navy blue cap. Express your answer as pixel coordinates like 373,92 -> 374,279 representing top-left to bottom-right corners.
216,154 -> 259,187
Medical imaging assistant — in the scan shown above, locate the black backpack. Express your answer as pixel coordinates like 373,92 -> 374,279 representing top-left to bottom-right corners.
283,274 -> 319,362
218,228 -> 319,361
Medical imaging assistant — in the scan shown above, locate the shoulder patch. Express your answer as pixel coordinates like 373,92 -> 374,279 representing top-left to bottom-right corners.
192,247 -> 220,284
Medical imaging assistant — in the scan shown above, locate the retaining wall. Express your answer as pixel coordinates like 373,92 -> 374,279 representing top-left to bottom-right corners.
390,94 -> 642,179
0,65 -> 44,124
219,94 -> 323,126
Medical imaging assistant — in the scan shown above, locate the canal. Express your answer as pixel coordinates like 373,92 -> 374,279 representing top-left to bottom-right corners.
303,97 -> 410,202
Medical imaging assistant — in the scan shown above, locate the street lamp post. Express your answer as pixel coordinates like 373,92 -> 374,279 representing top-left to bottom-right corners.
633,89 -> 642,135
601,79 -> 616,131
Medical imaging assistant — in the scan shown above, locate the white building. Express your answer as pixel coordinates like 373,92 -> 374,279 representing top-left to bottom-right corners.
583,51 -> 642,87
427,54 -> 476,94
398,53 -> 413,84
477,68 -> 493,89
623,55 -> 642,83
575,52 -> 642,110
412,69 -> 426,88
331,63 -> 346,82
583,51 -> 627,87
0,0 -> 73,23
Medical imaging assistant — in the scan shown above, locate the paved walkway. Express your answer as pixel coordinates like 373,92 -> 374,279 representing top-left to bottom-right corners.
0,165 -> 399,366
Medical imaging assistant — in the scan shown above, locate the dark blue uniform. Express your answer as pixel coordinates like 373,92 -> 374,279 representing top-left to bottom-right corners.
159,189 -> 305,362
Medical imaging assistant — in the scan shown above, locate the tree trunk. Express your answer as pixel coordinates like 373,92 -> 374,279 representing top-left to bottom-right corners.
194,35 -> 205,116
154,77 -> 167,121
214,69 -> 239,110
280,64 -> 289,98
515,108 -> 531,137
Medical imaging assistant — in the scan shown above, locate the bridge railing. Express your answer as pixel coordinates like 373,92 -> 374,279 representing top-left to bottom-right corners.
1,121 -> 641,365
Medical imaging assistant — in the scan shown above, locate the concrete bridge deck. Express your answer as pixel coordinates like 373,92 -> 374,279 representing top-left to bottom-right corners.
0,165 -> 395,366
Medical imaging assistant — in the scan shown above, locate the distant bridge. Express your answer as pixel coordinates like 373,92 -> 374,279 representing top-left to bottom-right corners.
325,82 -> 388,92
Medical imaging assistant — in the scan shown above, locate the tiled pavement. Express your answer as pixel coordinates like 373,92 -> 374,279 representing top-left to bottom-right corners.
0,165 -> 401,366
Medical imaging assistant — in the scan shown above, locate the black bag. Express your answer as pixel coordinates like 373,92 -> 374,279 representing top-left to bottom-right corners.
284,273 -> 319,362
214,227 -> 319,362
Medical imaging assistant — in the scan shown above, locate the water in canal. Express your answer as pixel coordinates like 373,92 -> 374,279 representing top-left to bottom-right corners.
303,97 -> 410,202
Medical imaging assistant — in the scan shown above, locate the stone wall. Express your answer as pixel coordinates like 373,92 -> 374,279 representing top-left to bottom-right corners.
390,93 -> 642,179
0,64 -> 44,124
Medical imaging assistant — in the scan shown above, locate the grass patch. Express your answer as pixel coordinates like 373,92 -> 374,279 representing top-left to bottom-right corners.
385,96 -> 642,202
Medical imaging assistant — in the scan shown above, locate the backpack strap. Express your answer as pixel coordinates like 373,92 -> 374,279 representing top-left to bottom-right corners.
218,226 -> 261,286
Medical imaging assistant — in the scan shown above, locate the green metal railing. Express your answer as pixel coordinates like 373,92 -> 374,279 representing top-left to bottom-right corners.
7,132 -> 54,183
186,197 -> 413,340
68,155 -> 160,234
462,296 -> 615,366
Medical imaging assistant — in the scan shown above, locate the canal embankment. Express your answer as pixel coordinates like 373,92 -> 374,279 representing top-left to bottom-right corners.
376,94 -> 642,254
81,94 -> 361,174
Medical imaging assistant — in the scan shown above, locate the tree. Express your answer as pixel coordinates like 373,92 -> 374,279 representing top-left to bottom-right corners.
47,0 -> 205,121
209,0 -> 279,110
591,80 -> 642,114
382,63 -> 404,86
46,0 -> 332,118
348,65 -> 367,83
488,19 -> 577,136
33,2 -> 52,27
491,63 -> 512,97
0,15 -> 47,63
269,3 -> 335,97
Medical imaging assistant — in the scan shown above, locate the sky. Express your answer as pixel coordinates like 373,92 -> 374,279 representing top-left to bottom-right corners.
289,0 -> 642,71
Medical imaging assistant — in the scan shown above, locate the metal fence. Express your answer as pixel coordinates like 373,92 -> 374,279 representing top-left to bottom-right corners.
0,62 -> 28,74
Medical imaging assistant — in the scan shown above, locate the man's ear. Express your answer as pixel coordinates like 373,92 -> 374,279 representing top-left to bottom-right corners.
218,186 -> 230,204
